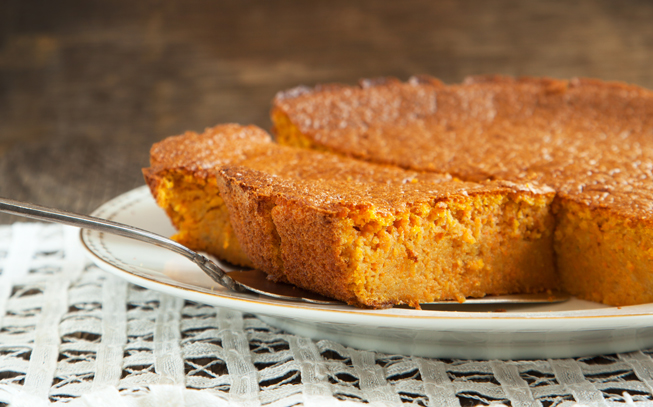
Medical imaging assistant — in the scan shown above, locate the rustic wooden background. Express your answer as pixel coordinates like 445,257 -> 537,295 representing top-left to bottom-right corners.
2,0 -> 653,223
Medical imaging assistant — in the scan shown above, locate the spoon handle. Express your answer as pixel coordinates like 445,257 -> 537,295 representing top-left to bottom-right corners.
0,197 -> 242,292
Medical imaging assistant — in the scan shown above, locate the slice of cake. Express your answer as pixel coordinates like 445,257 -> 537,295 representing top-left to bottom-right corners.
144,124 -> 557,308
271,75 -> 653,306
143,124 -> 272,267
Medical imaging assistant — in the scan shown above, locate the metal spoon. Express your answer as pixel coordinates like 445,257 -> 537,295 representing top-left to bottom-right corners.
0,197 -> 569,306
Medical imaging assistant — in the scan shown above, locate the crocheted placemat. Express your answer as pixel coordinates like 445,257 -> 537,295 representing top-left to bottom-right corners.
0,223 -> 652,406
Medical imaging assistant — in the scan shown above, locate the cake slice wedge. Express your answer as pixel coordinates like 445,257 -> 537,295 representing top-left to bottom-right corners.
144,124 -> 557,308
142,124 -> 272,267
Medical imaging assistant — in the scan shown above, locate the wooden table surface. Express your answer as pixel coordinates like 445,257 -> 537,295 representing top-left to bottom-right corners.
2,0 -> 653,223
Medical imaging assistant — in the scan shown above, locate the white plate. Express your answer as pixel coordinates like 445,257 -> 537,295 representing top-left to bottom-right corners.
82,186 -> 653,360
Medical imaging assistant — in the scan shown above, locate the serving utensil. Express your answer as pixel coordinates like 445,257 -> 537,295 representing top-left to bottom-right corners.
0,197 -> 569,306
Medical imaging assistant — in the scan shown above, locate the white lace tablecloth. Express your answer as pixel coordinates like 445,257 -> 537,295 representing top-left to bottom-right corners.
1,223 -> 653,407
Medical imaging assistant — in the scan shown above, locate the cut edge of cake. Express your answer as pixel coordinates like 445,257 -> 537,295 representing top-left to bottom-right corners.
216,166 -> 557,308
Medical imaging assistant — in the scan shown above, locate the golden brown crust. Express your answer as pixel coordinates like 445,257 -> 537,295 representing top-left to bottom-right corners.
272,75 -> 653,221
214,170 -> 286,281
147,123 -> 272,178
217,168 -> 359,303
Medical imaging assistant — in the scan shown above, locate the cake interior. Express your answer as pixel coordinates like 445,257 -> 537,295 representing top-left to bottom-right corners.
151,171 -> 254,268
554,198 -> 653,306
334,191 -> 556,307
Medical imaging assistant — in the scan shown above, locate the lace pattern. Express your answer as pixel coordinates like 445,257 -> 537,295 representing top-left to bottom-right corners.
1,223 -> 653,406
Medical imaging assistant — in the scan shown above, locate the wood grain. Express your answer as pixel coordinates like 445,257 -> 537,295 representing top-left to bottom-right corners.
1,0 -> 653,222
